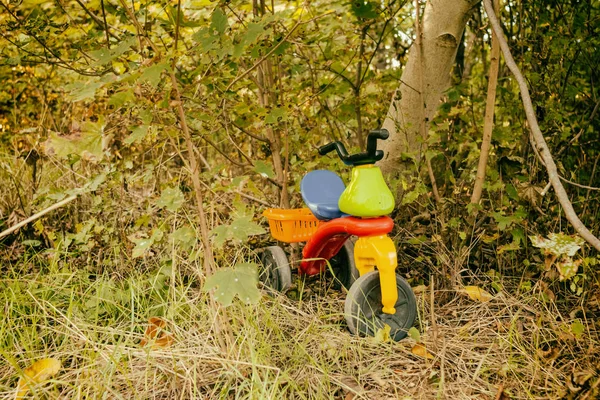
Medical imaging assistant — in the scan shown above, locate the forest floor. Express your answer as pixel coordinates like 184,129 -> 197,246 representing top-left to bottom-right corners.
1,237 -> 599,400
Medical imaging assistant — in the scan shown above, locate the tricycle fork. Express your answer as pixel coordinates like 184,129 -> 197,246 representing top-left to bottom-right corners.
353,235 -> 398,314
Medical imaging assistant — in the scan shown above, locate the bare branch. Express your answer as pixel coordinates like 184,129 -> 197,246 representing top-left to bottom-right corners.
484,0 -> 600,251
471,0 -> 500,204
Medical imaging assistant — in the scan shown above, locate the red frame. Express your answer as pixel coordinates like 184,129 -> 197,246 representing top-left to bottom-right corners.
299,216 -> 394,275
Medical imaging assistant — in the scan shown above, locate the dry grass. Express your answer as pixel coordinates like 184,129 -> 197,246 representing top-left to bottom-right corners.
1,251 -> 599,399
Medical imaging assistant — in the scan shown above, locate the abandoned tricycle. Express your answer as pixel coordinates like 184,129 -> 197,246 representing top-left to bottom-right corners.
259,129 -> 417,341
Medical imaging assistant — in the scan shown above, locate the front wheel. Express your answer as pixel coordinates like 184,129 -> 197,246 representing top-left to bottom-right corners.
345,271 -> 417,341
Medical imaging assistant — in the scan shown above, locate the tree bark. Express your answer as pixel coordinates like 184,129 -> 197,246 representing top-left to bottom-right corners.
379,0 -> 478,175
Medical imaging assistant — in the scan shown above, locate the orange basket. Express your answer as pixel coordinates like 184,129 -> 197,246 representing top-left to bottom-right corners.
262,208 -> 322,243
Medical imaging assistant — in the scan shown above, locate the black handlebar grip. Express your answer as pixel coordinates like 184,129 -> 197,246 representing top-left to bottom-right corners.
368,129 -> 389,140
318,129 -> 389,166
366,129 -> 389,155
318,142 -> 338,156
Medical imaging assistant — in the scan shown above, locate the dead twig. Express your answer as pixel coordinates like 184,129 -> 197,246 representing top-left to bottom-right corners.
0,195 -> 77,239
484,0 -> 600,251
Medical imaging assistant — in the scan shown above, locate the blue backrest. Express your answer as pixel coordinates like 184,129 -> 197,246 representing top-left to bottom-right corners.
300,170 -> 346,220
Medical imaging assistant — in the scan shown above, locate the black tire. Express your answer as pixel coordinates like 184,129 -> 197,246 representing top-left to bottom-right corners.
328,240 -> 359,289
258,246 -> 292,292
345,271 -> 417,341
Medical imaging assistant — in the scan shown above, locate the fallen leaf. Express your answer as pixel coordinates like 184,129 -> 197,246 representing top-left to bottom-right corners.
464,285 -> 493,302
140,317 -> 174,349
407,326 -> 421,342
16,358 -> 61,398
373,324 -> 391,343
411,343 -> 434,359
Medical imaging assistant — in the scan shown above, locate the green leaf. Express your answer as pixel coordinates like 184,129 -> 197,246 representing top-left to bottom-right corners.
156,187 -> 185,212
506,183 -> 519,200
125,125 -> 149,145
571,319 -> 585,338
129,229 -> 163,258
203,263 -> 261,306
244,22 -> 266,45
492,212 -> 522,230
230,216 -> 265,241
89,37 -> 136,66
170,225 -> 197,250
253,160 -> 274,178
408,327 -> 421,342
44,120 -> 105,162
265,107 -> 286,124
109,89 -> 135,107
211,215 -> 265,247
140,62 -> 168,88
211,8 -> 228,35
351,0 -> 379,19
211,224 -> 230,247
66,81 -> 103,102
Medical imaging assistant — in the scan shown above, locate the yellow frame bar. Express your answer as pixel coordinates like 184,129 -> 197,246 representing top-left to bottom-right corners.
353,235 -> 398,314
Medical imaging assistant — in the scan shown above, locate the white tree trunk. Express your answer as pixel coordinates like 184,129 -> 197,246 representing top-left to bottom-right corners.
379,0 -> 479,174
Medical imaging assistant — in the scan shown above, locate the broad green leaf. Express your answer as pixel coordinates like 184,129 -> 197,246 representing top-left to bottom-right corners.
170,225 -> 197,250
66,81 -> 103,102
44,120 -> 106,162
140,62 -> 168,88
265,107 -> 286,124
351,0 -> 379,19
129,229 -> 163,258
125,125 -> 149,145
156,187 -> 185,212
68,173 -> 107,195
408,327 -> 421,342
492,212 -> 522,230
193,28 -> 218,53
211,215 -> 265,247
210,225 -> 228,247
230,216 -> 265,241
89,37 -> 136,66
109,89 -> 135,107
253,160 -> 274,178
211,8 -> 228,35
203,263 -> 261,306
571,320 -> 585,338
506,183 -> 519,200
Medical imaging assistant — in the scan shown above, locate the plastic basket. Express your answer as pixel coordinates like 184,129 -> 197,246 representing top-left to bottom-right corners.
262,208 -> 322,243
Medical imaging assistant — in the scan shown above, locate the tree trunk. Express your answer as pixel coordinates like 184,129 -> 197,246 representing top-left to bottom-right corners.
379,0 -> 478,175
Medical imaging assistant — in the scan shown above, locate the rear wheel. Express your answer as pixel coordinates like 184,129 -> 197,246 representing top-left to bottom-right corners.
328,240 -> 359,289
345,271 -> 417,341
258,246 -> 292,292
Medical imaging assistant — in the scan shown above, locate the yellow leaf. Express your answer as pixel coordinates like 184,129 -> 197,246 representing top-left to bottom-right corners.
411,343 -> 434,359
464,285 -> 493,302
16,358 -> 61,398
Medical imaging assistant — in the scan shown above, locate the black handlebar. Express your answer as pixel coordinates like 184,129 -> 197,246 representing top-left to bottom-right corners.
318,129 -> 389,166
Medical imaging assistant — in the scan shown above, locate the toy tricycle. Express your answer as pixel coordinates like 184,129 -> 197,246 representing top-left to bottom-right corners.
259,129 -> 417,341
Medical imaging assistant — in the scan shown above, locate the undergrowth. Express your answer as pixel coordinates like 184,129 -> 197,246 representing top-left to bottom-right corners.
1,237 -> 599,399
